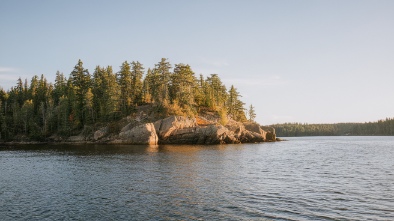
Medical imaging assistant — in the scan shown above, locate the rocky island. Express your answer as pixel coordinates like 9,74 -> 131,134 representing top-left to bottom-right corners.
0,58 -> 277,144
65,106 -> 276,145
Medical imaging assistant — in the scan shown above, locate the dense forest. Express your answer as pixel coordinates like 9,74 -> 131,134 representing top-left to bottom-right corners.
272,118 -> 394,137
0,58 -> 256,141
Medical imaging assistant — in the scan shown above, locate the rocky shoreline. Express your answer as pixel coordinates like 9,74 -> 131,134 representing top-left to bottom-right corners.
110,115 -> 276,145
1,115 -> 277,145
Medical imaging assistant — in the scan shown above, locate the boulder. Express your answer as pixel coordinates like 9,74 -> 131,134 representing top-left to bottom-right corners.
197,125 -> 239,144
239,130 -> 265,143
261,126 -> 276,141
118,123 -> 158,145
244,122 -> 267,141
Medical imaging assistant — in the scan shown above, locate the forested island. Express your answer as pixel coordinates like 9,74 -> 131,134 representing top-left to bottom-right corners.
272,118 -> 394,137
0,58 -> 276,144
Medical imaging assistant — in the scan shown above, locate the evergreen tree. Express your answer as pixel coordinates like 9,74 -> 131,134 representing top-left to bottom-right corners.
205,74 -> 227,109
248,104 -> 256,122
117,61 -> 133,115
92,66 -> 119,121
53,71 -> 67,105
227,85 -> 246,121
170,64 -> 196,108
70,59 -> 91,126
83,88 -> 94,124
131,61 -> 144,105
153,58 -> 172,105
142,68 -> 153,103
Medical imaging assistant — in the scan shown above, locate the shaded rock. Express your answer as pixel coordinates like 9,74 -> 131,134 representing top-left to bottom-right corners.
239,130 -> 265,143
261,126 -> 276,141
94,126 -> 108,141
118,123 -> 158,145
225,120 -> 245,139
197,125 -> 239,144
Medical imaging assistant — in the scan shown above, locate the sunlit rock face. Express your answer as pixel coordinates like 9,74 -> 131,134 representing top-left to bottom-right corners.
92,115 -> 276,145
118,123 -> 158,145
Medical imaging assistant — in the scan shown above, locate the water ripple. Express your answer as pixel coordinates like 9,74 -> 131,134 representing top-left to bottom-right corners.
1,137 -> 394,220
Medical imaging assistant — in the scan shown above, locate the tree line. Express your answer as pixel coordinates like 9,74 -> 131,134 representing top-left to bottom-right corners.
271,118 -> 394,137
0,58 -> 256,141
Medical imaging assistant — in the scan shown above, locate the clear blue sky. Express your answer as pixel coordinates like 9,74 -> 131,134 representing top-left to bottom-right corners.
1,0 -> 393,125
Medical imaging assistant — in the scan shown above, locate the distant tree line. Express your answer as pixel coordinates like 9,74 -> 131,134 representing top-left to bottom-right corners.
272,118 -> 394,137
0,58 -> 256,141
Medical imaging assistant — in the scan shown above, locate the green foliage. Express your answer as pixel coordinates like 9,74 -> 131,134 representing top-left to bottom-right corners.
150,58 -> 171,105
248,104 -> 256,122
70,60 -> 91,126
218,107 -> 229,126
227,85 -> 246,121
204,74 -> 227,109
117,61 -> 133,114
131,61 -> 144,105
170,64 -> 196,108
272,119 -> 394,137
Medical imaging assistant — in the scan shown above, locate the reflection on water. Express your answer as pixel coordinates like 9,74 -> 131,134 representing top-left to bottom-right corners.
1,137 -> 394,220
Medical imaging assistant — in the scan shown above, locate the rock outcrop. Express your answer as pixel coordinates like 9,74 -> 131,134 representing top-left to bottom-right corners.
154,116 -> 197,140
117,123 -> 158,145
261,126 -> 276,142
90,115 -> 276,145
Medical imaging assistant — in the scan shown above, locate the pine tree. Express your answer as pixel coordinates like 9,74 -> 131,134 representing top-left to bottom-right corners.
227,85 -> 246,121
92,65 -> 104,121
70,59 -> 91,126
248,104 -> 256,122
92,66 -> 119,121
53,71 -> 67,105
170,64 -> 196,108
117,61 -> 133,115
83,88 -> 94,124
153,58 -> 172,105
131,61 -> 144,105
205,74 -> 227,109
142,68 -> 153,103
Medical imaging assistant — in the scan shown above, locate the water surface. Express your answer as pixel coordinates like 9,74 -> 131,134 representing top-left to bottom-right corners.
1,137 -> 393,220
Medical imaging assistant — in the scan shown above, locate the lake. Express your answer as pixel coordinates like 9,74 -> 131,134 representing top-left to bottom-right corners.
1,137 -> 393,220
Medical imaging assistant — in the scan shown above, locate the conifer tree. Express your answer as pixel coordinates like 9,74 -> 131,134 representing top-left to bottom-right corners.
117,61 -> 133,115
131,61 -> 144,105
205,74 -> 227,109
70,59 -> 91,126
227,85 -> 246,121
142,68 -> 153,103
170,64 -> 196,108
83,88 -> 94,124
153,58 -> 172,105
53,71 -> 67,105
92,66 -> 119,121
248,104 -> 256,122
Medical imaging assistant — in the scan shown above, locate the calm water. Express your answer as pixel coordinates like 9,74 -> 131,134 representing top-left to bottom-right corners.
1,137 -> 394,220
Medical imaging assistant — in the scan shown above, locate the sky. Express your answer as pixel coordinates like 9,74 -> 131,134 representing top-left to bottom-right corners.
1,0 -> 393,125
